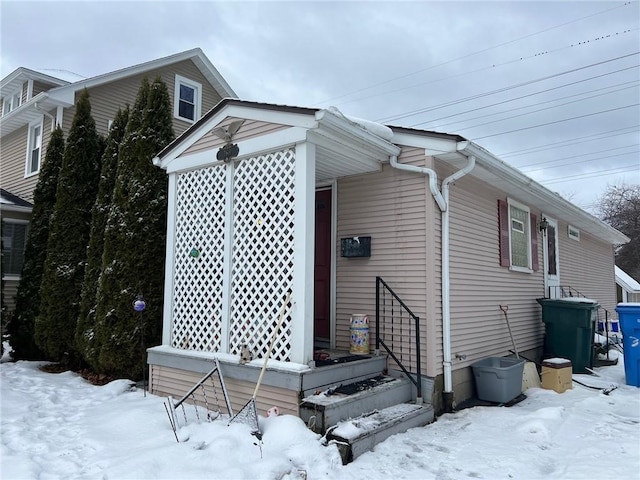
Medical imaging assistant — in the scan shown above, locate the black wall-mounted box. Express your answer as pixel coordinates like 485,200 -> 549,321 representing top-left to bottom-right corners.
341,236 -> 371,258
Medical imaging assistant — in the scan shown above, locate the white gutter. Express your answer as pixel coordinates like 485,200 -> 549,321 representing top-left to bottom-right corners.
390,149 -> 475,410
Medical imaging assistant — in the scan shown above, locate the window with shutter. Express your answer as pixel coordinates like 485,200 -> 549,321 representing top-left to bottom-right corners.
497,198 -> 539,273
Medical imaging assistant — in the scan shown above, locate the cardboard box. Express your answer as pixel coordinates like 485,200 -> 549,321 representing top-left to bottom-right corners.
541,358 -> 572,393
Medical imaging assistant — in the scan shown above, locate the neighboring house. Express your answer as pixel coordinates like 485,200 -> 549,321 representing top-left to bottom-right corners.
616,265 -> 640,303
148,99 -> 629,419
0,189 -> 32,310
0,48 -> 237,310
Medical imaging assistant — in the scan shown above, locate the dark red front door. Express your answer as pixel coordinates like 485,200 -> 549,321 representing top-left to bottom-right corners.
314,189 -> 331,340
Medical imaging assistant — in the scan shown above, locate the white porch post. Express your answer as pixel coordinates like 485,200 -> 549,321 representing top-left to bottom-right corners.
290,142 -> 316,365
161,172 -> 178,346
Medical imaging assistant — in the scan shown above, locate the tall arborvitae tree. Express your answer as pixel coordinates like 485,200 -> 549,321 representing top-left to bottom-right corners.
94,77 -> 174,378
8,126 -> 65,360
35,91 -> 103,365
76,107 -> 130,368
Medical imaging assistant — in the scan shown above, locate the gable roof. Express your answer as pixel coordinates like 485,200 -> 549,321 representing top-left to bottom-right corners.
0,48 -> 237,137
616,266 -> 640,293
153,98 -> 629,246
1,67 -> 70,96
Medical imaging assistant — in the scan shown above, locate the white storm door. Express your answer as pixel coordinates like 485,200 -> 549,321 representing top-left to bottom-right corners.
543,216 -> 560,298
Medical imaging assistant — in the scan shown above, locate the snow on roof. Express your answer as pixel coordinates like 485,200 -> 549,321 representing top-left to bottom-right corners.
327,106 -> 394,141
615,266 -> 640,293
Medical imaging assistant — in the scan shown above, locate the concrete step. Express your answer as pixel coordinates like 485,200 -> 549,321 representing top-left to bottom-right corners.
299,375 -> 413,434
301,354 -> 387,397
327,403 -> 435,464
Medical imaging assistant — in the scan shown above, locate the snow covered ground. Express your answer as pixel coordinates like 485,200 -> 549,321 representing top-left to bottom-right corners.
1,348 -> 638,480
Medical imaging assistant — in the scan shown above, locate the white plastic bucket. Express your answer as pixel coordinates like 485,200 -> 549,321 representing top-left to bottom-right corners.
350,314 -> 369,354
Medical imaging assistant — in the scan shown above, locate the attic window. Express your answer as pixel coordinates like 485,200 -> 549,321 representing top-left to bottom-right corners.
568,225 -> 580,241
2,90 -> 22,116
174,74 -> 202,122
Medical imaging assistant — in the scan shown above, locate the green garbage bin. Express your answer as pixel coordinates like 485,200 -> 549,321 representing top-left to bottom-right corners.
537,298 -> 599,374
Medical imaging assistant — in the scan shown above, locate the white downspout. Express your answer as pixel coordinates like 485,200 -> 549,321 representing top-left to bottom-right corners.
390,151 -> 475,411
440,155 -> 475,409
390,155 -> 446,211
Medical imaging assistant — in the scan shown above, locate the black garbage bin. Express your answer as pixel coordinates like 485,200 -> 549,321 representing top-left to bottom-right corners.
537,298 -> 599,374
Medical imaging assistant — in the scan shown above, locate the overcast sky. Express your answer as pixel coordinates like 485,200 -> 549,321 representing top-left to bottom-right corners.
2,0 -> 638,213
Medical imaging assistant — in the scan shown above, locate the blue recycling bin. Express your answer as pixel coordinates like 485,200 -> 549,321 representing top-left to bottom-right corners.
615,303 -> 640,387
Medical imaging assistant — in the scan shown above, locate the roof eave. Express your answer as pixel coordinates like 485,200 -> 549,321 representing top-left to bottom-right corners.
455,140 -> 630,246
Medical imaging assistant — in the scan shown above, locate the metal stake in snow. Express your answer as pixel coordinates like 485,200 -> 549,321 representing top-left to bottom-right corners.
134,294 -> 147,397
229,291 -> 292,445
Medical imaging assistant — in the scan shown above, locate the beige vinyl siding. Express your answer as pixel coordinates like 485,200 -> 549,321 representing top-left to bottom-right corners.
182,118 -> 289,157
62,59 -> 224,139
20,82 -> 27,103
557,223 -> 618,317
150,364 -> 299,417
335,147 -> 434,374
1,111 -> 55,203
1,125 -> 34,202
444,163 -> 545,370
2,278 -> 19,310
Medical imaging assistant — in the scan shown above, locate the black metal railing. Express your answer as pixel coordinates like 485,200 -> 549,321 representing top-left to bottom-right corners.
375,276 -> 422,401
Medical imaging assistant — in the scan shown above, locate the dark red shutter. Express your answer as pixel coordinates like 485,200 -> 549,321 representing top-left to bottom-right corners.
530,212 -> 539,271
498,199 -> 510,267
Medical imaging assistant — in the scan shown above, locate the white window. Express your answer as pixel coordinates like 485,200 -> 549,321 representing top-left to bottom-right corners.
25,117 -> 44,176
568,225 -> 580,241
174,75 -> 202,122
507,198 -> 533,272
1,220 -> 29,277
2,89 -> 22,116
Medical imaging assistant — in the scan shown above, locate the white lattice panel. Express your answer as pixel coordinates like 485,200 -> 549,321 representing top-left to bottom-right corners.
171,166 -> 226,351
229,149 -> 295,361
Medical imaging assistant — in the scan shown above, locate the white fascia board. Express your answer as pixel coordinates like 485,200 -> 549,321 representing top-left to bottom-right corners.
191,49 -> 237,98
163,126 -> 308,174
457,140 -> 630,245
391,132 -> 458,156
615,266 -> 640,292
46,49 -> 212,100
315,109 -> 400,157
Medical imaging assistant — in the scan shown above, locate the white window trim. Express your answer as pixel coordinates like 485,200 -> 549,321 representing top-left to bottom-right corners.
568,225 -> 580,241
507,197 -> 533,273
2,86 -> 22,116
173,74 -> 202,123
25,115 -> 44,177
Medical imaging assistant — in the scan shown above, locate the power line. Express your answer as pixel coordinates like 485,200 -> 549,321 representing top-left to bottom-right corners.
538,165 -> 639,185
377,52 -> 639,123
424,79 -> 639,130
317,2 -> 635,106
437,83 -> 638,132
498,125 -> 640,157
523,151 -> 639,174
518,144 -> 639,169
471,103 -> 640,140
337,28 -> 638,109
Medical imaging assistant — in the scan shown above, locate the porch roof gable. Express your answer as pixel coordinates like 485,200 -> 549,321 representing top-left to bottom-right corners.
153,99 -> 400,180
